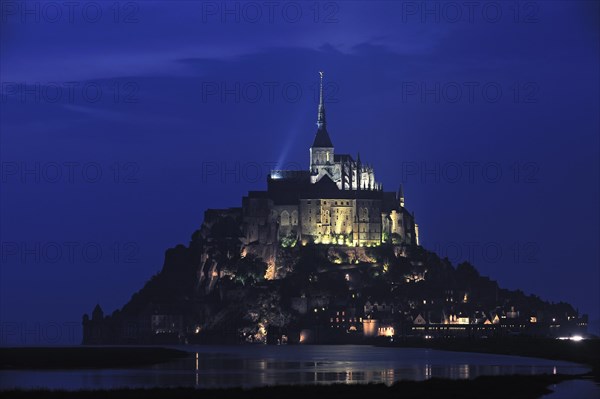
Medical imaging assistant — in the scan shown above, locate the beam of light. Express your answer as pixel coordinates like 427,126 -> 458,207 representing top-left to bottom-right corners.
275,111 -> 304,171
275,129 -> 300,171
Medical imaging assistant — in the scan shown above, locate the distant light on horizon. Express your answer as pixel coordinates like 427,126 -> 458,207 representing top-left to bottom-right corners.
556,335 -> 585,342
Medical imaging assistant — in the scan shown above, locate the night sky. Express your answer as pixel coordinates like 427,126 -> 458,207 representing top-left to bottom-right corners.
1,1 -> 598,344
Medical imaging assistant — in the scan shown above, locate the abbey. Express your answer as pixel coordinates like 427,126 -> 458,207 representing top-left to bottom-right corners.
82,74 -> 588,346
242,73 -> 419,248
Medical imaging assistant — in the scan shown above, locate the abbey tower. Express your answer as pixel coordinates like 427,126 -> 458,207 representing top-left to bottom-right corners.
242,73 -> 419,248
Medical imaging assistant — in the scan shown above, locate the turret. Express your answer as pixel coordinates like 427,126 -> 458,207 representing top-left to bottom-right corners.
356,152 -> 361,191
398,184 -> 405,207
92,304 -> 104,320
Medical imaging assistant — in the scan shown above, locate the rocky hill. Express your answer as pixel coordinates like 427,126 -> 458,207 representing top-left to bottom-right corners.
82,209 -> 586,344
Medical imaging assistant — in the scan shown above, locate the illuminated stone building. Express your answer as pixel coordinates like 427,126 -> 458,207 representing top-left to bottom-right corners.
242,73 -> 419,248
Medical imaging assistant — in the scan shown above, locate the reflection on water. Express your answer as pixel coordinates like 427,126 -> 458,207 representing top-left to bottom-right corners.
0,345 -> 590,391
543,380 -> 600,399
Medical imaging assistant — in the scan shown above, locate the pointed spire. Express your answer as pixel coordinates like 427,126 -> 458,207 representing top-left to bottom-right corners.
398,184 -> 405,207
317,71 -> 326,129
92,303 -> 104,320
311,71 -> 333,148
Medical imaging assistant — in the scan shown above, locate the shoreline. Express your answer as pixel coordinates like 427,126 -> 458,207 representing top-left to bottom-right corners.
1,339 -> 598,373
374,337 -> 600,379
0,341 -> 597,398
0,374 -> 582,399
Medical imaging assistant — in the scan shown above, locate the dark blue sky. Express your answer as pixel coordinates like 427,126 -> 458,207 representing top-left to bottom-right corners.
1,1 -> 599,344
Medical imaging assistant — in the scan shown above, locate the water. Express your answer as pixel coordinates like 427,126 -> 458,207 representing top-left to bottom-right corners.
0,345 -> 591,391
543,379 -> 600,399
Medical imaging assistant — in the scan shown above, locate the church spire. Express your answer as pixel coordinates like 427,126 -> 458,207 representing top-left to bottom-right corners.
317,71 -> 326,129
311,71 -> 333,148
